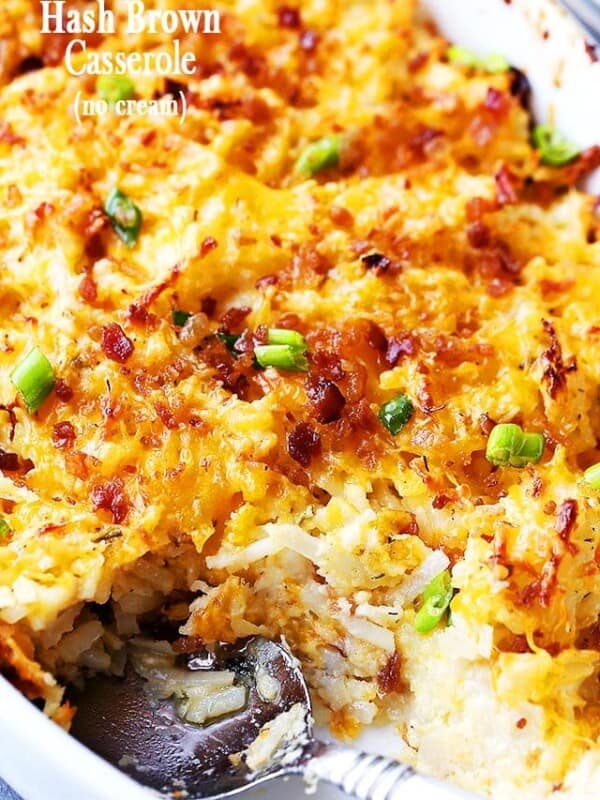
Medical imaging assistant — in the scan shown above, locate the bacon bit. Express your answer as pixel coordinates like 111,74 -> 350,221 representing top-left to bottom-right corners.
408,51 -> 429,73
155,403 -> 178,430
306,375 -> 346,424
200,236 -> 218,258
487,277 -> 513,297
0,450 -> 20,471
79,274 -> 98,304
540,319 -> 576,399
101,323 -> 134,364
510,68 -> 532,109
495,163 -> 520,206
539,278 -> 574,296
0,121 -> 24,146
532,475 -> 544,498
555,499 -> 579,556
466,196 -> 496,221
127,303 -> 152,325
134,265 -> 181,314
219,306 -> 251,333
256,273 -> 278,289
91,478 -> 130,525
52,421 -> 76,450
276,5 -> 301,28
361,252 -> 392,274
543,501 -> 557,515
83,206 -> 107,240
560,145 -> 600,185
432,494 -> 452,509
385,333 -> 417,368
54,379 -> 74,402
365,321 -> 387,353
484,87 -> 509,113
467,220 -> 491,249
329,205 -> 354,227
520,551 -> 560,608
299,29 -> 319,52
377,651 -> 406,695
0,404 -> 18,442
27,202 -> 54,229
516,718 -> 528,729
139,129 -> 156,147
64,451 -> 94,480
310,348 -> 345,382
479,413 -> 495,436
434,335 -> 493,367
287,421 -> 321,467
199,296 -> 217,316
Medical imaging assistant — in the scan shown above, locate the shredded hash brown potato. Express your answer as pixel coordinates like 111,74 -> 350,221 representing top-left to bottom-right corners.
1,1 -> 600,797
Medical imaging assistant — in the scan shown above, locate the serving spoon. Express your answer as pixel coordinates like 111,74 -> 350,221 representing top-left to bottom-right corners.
69,636 -> 473,800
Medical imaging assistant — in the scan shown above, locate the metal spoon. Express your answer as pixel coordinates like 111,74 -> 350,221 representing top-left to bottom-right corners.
69,636 -> 474,800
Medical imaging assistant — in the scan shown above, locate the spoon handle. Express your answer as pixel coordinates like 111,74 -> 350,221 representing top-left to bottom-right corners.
303,741 -> 474,800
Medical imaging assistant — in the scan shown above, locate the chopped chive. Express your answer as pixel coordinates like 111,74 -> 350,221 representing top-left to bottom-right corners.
172,310 -> 192,327
254,344 -> 309,372
96,75 -> 135,105
531,125 -> 580,167
295,136 -> 342,176
584,463 -> 600,489
414,570 -> 453,634
10,346 -> 55,414
104,187 -> 142,247
447,45 -> 509,74
378,394 -> 414,435
266,328 -> 307,350
485,423 -> 544,468
0,518 -> 10,538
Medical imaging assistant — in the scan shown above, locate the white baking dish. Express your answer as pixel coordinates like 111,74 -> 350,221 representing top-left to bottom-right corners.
1,2 -> 599,799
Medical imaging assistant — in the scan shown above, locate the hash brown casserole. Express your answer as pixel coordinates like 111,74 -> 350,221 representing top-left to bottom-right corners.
1,1 -> 600,798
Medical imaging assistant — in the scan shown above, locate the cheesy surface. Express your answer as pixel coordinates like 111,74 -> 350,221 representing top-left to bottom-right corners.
1,2 -> 600,798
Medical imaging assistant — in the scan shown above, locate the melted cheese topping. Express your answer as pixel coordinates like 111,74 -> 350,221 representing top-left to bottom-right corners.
1,1 -> 600,796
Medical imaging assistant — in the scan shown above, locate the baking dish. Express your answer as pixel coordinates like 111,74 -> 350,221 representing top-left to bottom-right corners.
0,1 -> 599,799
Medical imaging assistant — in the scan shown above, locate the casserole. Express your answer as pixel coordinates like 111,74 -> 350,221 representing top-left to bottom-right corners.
0,1 -> 599,799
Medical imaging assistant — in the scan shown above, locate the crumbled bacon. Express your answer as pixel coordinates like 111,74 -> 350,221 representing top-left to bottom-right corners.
200,236 -> 218,258
540,319 -> 576,399
306,375 -> 346,424
276,5 -> 301,28
0,449 -> 20,471
101,323 -> 134,364
54,379 -> 74,402
467,220 -> 491,249
287,421 -> 321,467
365,321 -> 387,353
155,403 -> 178,430
219,306 -> 251,333
200,296 -> 217,316
361,252 -> 392,274
79,274 -> 97,304
555,499 -> 579,556
376,651 -> 405,695
385,333 -> 417,368
329,205 -> 354,227
91,478 -> 130,524
408,51 -> 429,73
52,421 -> 76,450
299,29 -> 319,52
495,163 -> 520,206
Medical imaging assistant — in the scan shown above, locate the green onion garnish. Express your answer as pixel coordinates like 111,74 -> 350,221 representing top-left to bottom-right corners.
104,187 -> 142,247
485,423 -> 545,468
10,346 -> 55,414
265,328 -> 307,350
378,394 -> 414,435
172,310 -> 192,327
96,75 -> 135,105
583,463 -> 600,489
447,45 -> 509,74
0,518 -> 10,538
414,570 -> 453,634
531,125 -> 580,167
255,344 -> 309,372
295,136 -> 342,176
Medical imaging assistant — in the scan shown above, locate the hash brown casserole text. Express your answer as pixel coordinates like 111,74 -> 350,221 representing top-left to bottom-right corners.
2,1 -> 600,798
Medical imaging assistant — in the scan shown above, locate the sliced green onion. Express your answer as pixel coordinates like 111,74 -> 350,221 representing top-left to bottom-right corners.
378,394 -> 414,435
172,310 -> 192,327
104,187 -> 142,247
295,136 -> 342,176
10,346 -> 55,413
584,463 -> 600,489
0,518 -> 10,538
447,45 -> 509,73
266,328 -> 307,350
96,75 -> 135,105
531,125 -> 580,167
485,423 -> 544,468
254,344 -> 309,372
414,570 -> 453,634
